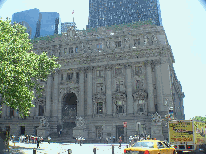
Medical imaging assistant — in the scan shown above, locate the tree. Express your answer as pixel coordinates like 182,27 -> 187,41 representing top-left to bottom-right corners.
192,116 -> 206,123
0,18 -> 61,118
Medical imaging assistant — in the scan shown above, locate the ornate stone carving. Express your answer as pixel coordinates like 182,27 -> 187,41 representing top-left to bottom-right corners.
124,63 -> 132,69
151,112 -> 162,123
39,116 -> 49,128
93,93 -> 106,102
112,92 -> 127,101
133,90 -> 147,101
105,65 -> 113,71
75,116 -> 86,128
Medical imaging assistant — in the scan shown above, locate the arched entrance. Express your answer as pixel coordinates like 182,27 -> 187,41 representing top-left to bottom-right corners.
62,92 -> 77,137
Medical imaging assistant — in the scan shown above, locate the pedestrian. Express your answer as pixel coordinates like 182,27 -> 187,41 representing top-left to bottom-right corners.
80,136 -> 82,146
119,136 -> 122,148
106,137 -> 108,144
129,136 -> 133,147
37,136 -> 40,148
113,136 -> 115,143
75,137 -> 77,144
48,136 -> 51,144
60,129 -> 62,137
110,136 -> 111,143
99,136 -> 102,143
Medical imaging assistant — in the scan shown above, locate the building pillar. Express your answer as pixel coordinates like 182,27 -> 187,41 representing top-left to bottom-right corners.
7,106 -> 9,117
2,104 -> 6,118
106,65 -> 112,115
86,66 -> 93,117
145,60 -> 155,113
78,67 -> 85,117
53,70 -> 59,121
46,75 -> 52,117
154,60 -> 164,112
125,64 -> 133,114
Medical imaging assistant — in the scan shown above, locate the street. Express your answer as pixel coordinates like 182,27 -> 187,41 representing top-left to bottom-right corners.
8,141 -> 129,154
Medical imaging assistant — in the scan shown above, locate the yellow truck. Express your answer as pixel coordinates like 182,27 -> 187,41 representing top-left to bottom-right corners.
169,120 -> 206,154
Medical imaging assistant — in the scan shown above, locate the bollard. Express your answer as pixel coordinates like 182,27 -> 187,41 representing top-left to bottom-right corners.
112,145 -> 114,154
33,149 -> 36,154
93,147 -> 96,154
67,149 -> 72,154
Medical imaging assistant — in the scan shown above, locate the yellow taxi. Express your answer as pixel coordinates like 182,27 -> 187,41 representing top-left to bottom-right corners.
124,139 -> 176,154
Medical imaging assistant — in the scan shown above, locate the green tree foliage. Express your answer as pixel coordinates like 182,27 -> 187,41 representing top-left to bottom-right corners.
193,116 -> 206,123
0,18 -> 61,118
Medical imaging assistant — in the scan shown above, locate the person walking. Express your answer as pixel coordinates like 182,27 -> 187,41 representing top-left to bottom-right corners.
106,137 -> 108,144
37,136 -> 40,148
48,136 -> 51,144
119,136 -> 122,148
113,136 -> 115,143
109,137 -> 111,143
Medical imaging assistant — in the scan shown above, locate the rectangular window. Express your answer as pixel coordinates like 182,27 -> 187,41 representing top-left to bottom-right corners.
97,43 -> 103,49
115,41 -> 121,47
96,126 -> 102,138
134,39 -> 140,46
69,47 -> 73,53
67,73 -> 73,81
135,66 -> 142,75
116,101 -> 124,113
115,68 -> 122,76
64,48 -> 67,54
76,72 -> 79,84
96,70 -> 104,77
96,83 -> 104,92
75,46 -> 78,53
97,102 -> 103,114
136,80 -> 140,89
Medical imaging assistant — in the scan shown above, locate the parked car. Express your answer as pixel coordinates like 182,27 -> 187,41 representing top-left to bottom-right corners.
124,139 -> 176,154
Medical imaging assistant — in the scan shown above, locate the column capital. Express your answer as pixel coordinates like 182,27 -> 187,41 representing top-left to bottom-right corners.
85,66 -> 94,72
124,63 -> 132,69
54,69 -> 60,75
77,67 -> 85,73
105,65 -> 113,71
153,59 -> 161,66
144,60 -> 152,67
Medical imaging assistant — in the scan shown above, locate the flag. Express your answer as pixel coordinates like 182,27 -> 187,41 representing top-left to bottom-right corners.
72,10 -> 74,14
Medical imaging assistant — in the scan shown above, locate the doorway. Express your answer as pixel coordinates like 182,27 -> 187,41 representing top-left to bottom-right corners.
62,92 -> 77,122
20,126 -> 25,135
116,125 -> 124,142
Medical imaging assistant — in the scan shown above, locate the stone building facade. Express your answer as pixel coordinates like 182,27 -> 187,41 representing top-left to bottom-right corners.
0,22 -> 185,142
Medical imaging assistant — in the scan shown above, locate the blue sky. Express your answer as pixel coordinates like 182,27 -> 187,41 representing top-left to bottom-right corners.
0,0 -> 206,120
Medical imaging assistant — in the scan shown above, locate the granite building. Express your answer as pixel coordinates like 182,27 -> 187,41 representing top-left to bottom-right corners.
0,21 -> 185,142
88,0 -> 162,29
11,8 -> 61,39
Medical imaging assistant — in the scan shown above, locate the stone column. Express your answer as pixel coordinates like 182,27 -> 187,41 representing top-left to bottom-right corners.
7,106 -> 9,117
46,75 -> 52,117
2,104 -> 6,118
154,60 -> 164,112
145,60 -> 155,113
53,70 -> 59,120
78,67 -> 85,117
106,65 -> 112,116
125,64 -> 133,114
86,66 -> 93,117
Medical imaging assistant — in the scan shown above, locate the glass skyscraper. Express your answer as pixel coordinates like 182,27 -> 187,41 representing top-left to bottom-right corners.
12,8 -> 61,39
88,0 -> 162,29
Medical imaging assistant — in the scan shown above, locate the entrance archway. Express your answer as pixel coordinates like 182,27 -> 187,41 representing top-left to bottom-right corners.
62,92 -> 77,137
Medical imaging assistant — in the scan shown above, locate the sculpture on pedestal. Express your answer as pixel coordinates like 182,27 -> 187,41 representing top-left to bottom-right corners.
39,117 -> 49,128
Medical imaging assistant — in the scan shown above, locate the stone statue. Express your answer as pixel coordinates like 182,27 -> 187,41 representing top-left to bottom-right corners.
40,117 -> 49,128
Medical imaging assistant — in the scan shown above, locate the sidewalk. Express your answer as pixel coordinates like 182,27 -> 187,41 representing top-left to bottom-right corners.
8,141 -> 129,154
